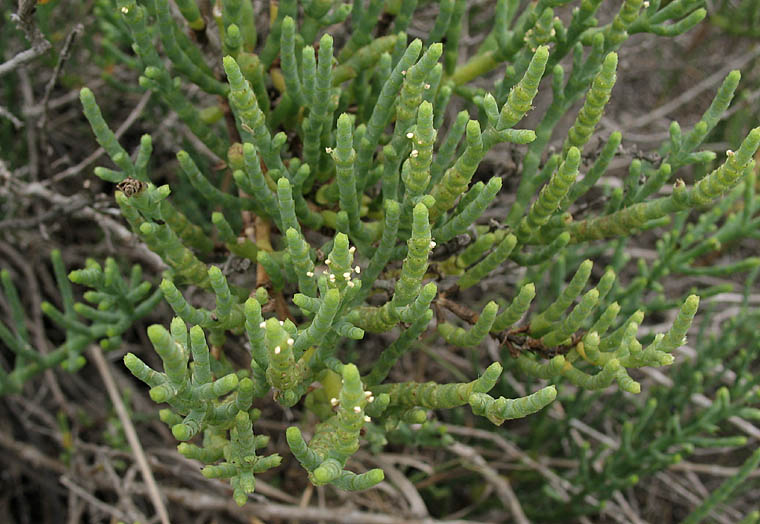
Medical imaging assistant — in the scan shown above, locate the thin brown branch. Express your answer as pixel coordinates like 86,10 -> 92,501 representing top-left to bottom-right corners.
359,452 -> 430,518
0,1 -> 51,78
0,105 -> 24,129
87,346 -> 171,524
59,475 -> 134,523
38,23 -> 84,158
448,441 -> 530,524
623,44 -> 760,130
0,45 -> 51,77
131,483 -> 487,524
255,215 -> 272,289
0,430 -> 68,475
436,296 -> 480,324
0,194 -> 91,230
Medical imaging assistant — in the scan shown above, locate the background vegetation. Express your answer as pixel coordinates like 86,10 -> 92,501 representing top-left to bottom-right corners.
1,0 -> 759,522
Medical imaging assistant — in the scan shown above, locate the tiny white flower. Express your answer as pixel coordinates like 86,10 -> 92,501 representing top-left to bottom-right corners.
401,70 -> 407,76
363,415 -> 371,422
325,259 -> 332,265
259,321 -> 266,329
355,266 -> 361,273
279,320 -> 284,325
429,241 -> 436,249
368,396 -> 375,403
330,397 -> 339,406
364,391 -> 372,398
306,271 -> 314,277
349,246 -> 356,254
353,406 -> 361,413
406,132 -> 414,139
411,150 -> 419,157
274,346 -> 281,354
343,271 -> 351,279
424,83 -> 431,89
726,150 -> 735,156
120,6 -> 129,14
347,281 -> 355,288
287,338 -> 294,346
325,147 -> 333,153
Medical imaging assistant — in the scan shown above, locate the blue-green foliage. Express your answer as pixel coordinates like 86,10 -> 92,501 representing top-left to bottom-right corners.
1,251 -> 161,395
510,291 -> 760,520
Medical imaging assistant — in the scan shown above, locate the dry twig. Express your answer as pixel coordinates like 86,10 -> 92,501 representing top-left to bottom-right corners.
448,441 -> 530,524
622,44 -> 760,130
131,483 -> 488,524
0,1 -> 52,78
88,345 -> 171,524
360,452 -> 430,518
59,475 -> 133,522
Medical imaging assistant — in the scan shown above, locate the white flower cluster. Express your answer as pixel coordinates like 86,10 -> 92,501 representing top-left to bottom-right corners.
304,245 -> 361,288
329,390 -> 375,422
